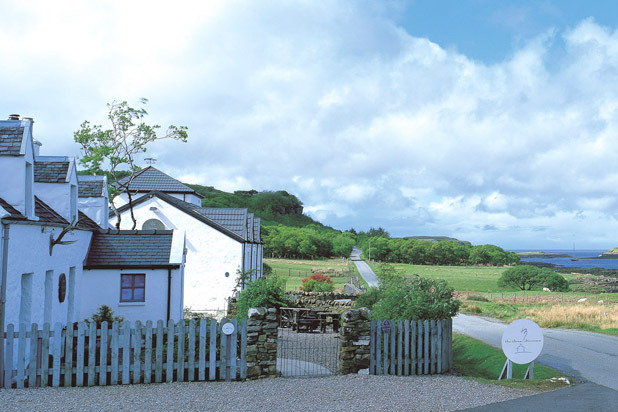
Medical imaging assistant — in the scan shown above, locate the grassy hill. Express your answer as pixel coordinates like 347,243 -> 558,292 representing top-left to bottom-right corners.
185,184 -> 321,227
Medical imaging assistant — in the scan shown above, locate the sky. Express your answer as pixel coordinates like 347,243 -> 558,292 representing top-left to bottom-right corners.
3,0 -> 618,250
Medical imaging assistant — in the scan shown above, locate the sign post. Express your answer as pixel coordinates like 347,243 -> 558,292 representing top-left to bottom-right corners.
499,319 -> 544,380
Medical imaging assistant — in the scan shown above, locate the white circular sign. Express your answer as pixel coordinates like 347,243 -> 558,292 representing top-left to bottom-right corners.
501,319 -> 544,364
221,322 -> 235,335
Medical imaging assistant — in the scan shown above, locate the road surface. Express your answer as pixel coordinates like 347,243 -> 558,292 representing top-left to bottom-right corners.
453,313 -> 618,391
350,247 -> 378,287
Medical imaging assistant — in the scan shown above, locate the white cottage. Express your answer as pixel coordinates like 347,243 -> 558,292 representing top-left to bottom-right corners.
111,167 -> 263,313
0,116 -> 186,337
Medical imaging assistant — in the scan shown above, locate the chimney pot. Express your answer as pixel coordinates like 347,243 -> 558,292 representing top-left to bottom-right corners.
8,114 -> 20,120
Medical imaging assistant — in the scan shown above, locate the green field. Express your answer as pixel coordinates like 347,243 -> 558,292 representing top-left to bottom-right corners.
367,261 -> 585,293
266,258 -> 367,291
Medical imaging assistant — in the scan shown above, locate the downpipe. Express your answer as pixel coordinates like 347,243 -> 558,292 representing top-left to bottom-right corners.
0,221 -> 10,388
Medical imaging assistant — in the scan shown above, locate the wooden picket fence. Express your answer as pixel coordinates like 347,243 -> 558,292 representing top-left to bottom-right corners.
1,318 -> 247,388
370,319 -> 452,376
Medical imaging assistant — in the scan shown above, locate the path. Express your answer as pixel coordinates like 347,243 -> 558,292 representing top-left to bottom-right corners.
350,247 -> 378,287
453,313 -> 618,390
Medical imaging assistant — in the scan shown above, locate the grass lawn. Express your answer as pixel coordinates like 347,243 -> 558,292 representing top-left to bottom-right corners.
453,333 -> 573,390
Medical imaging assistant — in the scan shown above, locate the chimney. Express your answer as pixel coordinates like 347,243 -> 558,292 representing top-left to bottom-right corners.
22,117 -> 34,123
8,114 -> 20,120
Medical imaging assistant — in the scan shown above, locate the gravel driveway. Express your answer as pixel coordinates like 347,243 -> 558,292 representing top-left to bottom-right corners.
0,374 -> 536,412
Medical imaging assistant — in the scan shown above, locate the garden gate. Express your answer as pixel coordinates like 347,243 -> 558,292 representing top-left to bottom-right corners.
277,307 -> 340,377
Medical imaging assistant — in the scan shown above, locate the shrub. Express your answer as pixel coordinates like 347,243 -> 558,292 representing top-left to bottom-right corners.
236,275 -> 289,318
85,305 -> 124,328
498,266 -> 569,291
355,287 -> 382,310
301,273 -> 334,292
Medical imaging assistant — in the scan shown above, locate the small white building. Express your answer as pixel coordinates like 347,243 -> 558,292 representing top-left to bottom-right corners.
111,167 -> 263,313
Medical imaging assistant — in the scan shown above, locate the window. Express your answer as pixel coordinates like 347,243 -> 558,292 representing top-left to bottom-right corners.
58,273 -> 66,303
142,219 -> 165,230
120,274 -> 145,302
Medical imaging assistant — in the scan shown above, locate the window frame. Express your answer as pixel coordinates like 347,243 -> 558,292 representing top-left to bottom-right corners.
120,273 -> 146,303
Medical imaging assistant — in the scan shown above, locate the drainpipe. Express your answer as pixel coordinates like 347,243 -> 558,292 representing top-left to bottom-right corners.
166,268 -> 171,321
0,221 -> 10,388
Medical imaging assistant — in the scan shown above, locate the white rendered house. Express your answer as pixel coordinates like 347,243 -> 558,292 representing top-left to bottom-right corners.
113,184 -> 263,313
1,117 -> 188,386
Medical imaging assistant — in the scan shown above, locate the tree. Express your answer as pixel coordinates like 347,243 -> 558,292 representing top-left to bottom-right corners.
74,99 -> 188,229
497,265 -> 566,291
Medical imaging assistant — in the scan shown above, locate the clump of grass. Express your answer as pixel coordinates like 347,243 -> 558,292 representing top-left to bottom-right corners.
453,333 -> 572,391
522,304 -> 618,331
463,304 -> 483,314
467,294 -> 489,302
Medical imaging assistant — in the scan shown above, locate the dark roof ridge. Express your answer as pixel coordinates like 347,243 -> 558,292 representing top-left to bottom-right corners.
97,228 -> 174,235
112,191 -> 245,242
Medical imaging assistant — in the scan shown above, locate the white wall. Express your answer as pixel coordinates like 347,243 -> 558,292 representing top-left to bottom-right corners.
81,267 -> 183,324
113,197 -> 242,311
34,162 -> 78,223
78,196 -> 109,229
2,223 -> 92,329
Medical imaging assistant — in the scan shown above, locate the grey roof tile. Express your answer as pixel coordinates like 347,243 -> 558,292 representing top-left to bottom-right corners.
197,207 -> 248,238
0,197 -> 25,219
35,196 -> 69,224
114,166 -> 201,196
78,210 -> 101,230
34,161 -> 70,183
78,178 -> 105,197
0,125 -> 24,156
84,230 -> 175,268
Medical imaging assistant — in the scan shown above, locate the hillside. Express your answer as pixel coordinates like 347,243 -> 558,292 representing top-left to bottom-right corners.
185,184 -> 321,227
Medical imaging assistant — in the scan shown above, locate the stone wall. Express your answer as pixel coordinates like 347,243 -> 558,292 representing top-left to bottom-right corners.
339,308 -> 371,374
285,291 -> 359,312
246,307 -> 278,379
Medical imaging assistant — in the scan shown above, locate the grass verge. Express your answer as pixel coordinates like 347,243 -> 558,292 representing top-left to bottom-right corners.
453,333 -> 573,391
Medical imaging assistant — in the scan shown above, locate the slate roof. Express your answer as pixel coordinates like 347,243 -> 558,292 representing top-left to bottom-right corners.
84,229 -> 177,268
34,161 -> 70,183
114,166 -> 203,197
34,196 -> 69,225
0,197 -> 25,219
78,210 -> 101,230
0,125 -> 24,156
197,207 -> 248,238
78,178 -> 106,197
112,191 -> 262,243
253,217 -> 261,242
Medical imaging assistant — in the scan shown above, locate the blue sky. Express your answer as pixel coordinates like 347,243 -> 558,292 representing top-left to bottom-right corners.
3,0 -> 618,250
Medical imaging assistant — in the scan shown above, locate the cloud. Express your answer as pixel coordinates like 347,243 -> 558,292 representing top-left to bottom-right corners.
3,2 -> 618,248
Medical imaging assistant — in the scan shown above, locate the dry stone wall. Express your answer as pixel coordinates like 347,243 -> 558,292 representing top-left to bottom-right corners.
339,308 -> 371,374
245,307 -> 278,379
285,291 -> 359,312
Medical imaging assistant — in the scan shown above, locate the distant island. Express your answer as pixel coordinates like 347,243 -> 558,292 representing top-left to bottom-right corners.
517,251 -> 571,259
596,248 -> 618,259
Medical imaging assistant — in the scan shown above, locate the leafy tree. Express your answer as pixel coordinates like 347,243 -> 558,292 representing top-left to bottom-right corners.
74,99 -> 188,229
497,265 -> 566,291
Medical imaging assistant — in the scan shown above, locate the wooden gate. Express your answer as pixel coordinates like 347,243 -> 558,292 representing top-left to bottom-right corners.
369,319 -> 452,375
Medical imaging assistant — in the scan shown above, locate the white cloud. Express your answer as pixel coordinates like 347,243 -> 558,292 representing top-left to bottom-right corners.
3,2 -> 618,248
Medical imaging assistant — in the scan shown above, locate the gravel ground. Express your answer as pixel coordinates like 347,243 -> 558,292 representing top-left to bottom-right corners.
0,374 -> 537,412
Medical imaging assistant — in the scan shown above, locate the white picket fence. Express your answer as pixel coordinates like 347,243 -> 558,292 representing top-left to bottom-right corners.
1,318 -> 247,388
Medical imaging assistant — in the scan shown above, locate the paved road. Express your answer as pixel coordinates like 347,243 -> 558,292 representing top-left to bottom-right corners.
453,313 -> 618,390
350,247 -> 378,287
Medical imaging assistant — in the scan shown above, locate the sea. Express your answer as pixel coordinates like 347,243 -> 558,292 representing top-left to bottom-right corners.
511,249 -> 618,270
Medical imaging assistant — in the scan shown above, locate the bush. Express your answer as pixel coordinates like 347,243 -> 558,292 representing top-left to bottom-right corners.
236,275 -> 289,318
355,287 -> 382,310
498,266 -> 569,291
85,305 -> 124,328
301,273 -> 334,292
371,275 -> 460,320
